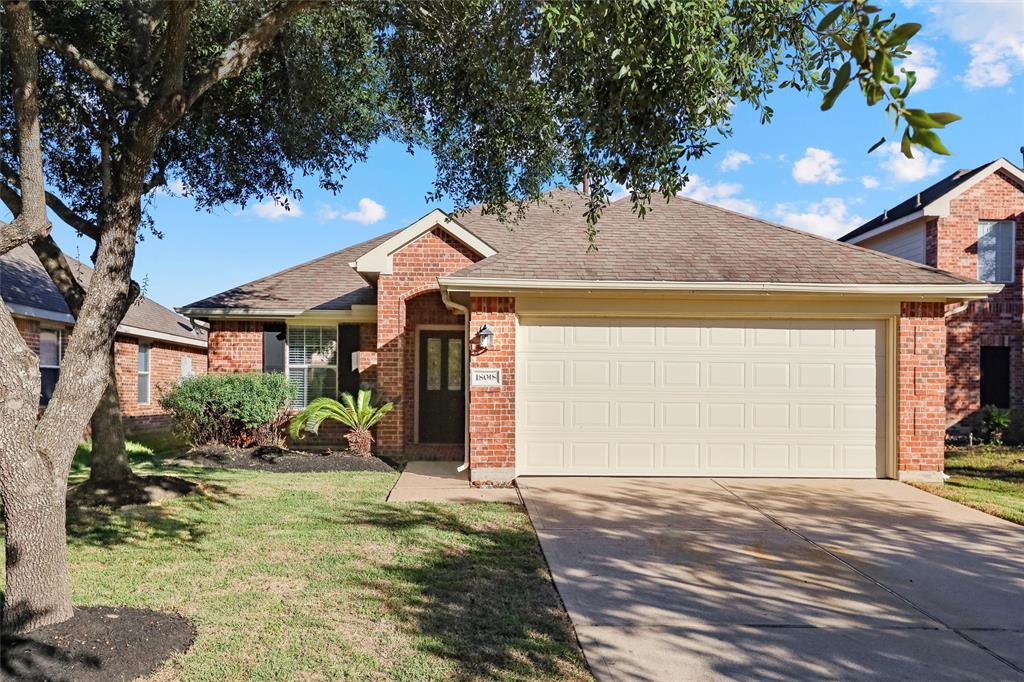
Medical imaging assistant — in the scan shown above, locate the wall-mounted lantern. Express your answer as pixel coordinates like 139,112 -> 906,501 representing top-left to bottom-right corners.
476,324 -> 495,350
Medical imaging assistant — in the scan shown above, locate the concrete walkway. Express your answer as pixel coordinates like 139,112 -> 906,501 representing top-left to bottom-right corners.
519,477 -> 1024,681
387,461 -> 521,503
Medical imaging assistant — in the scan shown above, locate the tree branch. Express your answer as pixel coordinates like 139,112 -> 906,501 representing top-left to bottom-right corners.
33,31 -> 150,107
182,0 -> 324,110
0,0 -> 52,255
0,161 -> 101,241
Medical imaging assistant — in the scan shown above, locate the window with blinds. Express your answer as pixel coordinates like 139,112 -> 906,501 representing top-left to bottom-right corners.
287,325 -> 338,408
978,220 -> 1015,284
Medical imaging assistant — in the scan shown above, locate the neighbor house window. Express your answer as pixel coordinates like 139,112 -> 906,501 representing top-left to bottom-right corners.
39,328 -> 62,406
180,355 -> 193,379
138,343 -> 151,405
287,325 -> 338,408
978,220 -> 1015,283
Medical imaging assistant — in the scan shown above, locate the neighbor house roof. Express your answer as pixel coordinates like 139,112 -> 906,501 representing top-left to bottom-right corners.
442,195 -> 987,289
1,245 -> 207,347
180,189 -> 590,316
839,158 -> 1024,244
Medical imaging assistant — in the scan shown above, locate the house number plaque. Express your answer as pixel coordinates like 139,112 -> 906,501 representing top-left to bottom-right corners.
471,368 -> 502,387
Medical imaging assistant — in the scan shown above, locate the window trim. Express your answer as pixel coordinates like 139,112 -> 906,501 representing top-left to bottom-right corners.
137,342 -> 151,405
977,219 -> 1016,284
285,323 -> 339,409
38,327 -> 62,369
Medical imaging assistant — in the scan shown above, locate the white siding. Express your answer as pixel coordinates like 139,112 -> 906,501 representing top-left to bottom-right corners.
859,223 -> 926,263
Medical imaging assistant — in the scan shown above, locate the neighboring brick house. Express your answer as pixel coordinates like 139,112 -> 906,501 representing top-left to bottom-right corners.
2,245 -> 208,432
181,189 -> 996,483
840,158 -> 1024,432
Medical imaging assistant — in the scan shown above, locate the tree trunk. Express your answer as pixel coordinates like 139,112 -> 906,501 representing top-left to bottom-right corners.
2,480 -> 73,633
87,354 -> 133,484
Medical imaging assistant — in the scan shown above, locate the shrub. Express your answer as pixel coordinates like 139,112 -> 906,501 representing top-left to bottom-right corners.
975,405 -> 1011,445
1004,408 -> 1024,447
160,373 -> 296,447
289,390 -> 393,457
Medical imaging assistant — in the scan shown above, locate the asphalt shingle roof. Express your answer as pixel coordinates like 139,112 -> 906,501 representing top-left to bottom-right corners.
449,195 -> 978,286
1,245 -> 207,343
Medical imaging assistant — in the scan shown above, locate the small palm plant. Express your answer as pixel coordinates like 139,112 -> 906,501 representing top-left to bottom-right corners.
289,390 -> 394,457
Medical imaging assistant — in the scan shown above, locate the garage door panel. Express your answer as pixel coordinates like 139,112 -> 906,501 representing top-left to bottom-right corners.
517,318 -> 886,477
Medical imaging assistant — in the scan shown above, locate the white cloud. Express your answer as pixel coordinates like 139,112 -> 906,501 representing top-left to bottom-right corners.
860,176 -> 881,189
900,42 -> 940,92
342,197 -> 386,225
923,1 -> 1024,89
774,198 -> 865,239
878,142 -> 945,183
149,178 -> 187,196
315,203 -> 341,223
252,198 -> 303,220
678,174 -> 758,215
792,147 -> 844,184
718,150 -> 752,172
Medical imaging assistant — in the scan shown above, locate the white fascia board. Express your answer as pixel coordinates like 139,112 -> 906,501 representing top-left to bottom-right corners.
438,277 -> 1003,301
116,324 -> 208,348
353,208 -> 497,275
846,159 -> 1024,244
8,303 -> 76,324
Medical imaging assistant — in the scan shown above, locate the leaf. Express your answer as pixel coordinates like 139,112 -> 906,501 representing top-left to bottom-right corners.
820,61 -> 851,110
929,112 -> 962,126
868,136 -> 886,153
903,108 -> 943,129
852,31 -> 868,65
817,5 -> 844,32
911,128 -> 952,155
887,22 -> 922,46
900,128 -> 913,157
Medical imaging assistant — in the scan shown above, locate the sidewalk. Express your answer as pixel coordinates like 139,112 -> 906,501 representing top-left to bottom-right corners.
386,461 -> 521,504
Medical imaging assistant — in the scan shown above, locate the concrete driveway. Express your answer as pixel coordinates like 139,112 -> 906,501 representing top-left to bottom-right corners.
519,478 -> 1024,681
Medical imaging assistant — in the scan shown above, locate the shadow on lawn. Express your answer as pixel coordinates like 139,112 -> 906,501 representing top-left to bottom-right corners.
339,503 -> 589,680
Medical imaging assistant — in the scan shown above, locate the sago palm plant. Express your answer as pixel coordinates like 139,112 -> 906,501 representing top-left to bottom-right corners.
289,390 -> 394,457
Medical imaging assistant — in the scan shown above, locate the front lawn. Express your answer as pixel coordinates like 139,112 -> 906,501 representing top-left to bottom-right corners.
3,438 -> 590,681
914,445 -> 1024,526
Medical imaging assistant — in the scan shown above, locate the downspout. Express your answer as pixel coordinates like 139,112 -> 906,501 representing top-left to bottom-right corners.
440,283 -> 472,473
945,301 -> 970,318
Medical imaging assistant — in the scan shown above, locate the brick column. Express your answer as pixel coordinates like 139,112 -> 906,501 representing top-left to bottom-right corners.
208,321 -> 263,372
468,296 -> 516,483
897,302 -> 947,482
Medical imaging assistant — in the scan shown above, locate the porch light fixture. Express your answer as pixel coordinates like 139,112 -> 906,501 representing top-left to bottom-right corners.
477,324 -> 495,349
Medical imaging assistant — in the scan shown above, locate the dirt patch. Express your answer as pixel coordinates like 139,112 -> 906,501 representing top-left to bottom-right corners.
68,475 -> 199,508
182,445 -> 394,474
1,606 -> 193,682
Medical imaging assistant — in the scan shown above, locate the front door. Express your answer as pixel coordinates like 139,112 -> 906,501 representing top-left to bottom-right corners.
418,329 -> 465,443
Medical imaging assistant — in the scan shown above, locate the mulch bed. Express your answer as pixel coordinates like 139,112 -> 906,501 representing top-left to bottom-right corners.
182,444 -> 395,473
1,606 -> 193,682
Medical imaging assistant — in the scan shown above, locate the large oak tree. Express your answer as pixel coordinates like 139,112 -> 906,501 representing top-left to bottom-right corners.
0,0 -> 953,633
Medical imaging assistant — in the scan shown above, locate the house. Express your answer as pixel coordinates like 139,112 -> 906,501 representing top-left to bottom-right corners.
839,158 -> 1024,432
180,190 -> 998,483
1,245 -> 209,432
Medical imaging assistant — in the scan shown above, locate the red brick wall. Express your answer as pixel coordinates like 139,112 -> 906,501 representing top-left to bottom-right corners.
898,302 -> 947,477
113,335 -> 208,418
934,170 -> 1024,426
374,228 -> 479,454
208,320 -> 263,373
467,297 -> 516,481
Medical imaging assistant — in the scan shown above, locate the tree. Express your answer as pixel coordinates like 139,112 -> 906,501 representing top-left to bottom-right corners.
0,0 -> 953,633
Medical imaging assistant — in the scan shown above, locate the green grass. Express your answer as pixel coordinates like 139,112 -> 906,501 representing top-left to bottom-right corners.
914,445 -> 1024,526
3,437 -> 590,681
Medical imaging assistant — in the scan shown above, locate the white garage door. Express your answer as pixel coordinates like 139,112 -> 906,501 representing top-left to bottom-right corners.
516,318 -> 886,477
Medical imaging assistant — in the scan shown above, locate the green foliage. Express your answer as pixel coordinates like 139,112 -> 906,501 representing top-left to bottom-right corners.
0,0 -> 955,248
975,405 -> 1012,445
160,372 -> 295,447
289,390 -> 394,439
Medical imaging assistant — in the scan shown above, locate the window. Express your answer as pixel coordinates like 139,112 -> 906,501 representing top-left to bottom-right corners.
138,343 -> 151,404
287,325 -> 338,407
39,328 -> 62,406
978,220 -> 1015,283
180,355 -> 193,379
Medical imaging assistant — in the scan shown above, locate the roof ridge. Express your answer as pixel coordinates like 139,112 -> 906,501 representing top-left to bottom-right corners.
669,193 -> 981,285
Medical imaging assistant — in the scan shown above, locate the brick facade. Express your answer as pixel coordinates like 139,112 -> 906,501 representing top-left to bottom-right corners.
467,297 -> 517,482
897,302 -> 948,480
13,316 -> 208,433
927,171 -> 1024,428
374,228 -> 480,457
208,320 -> 264,373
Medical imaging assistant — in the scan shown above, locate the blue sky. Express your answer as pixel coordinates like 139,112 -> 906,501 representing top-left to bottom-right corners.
49,0 -> 1024,309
